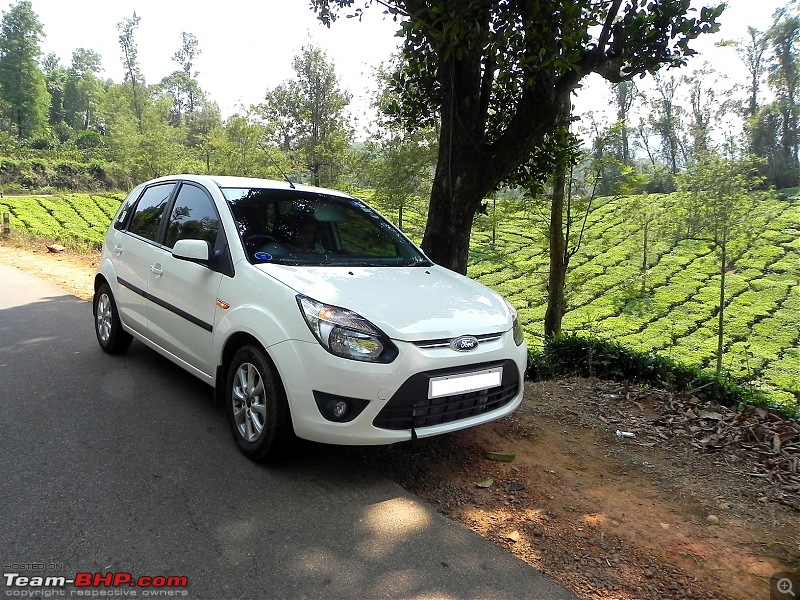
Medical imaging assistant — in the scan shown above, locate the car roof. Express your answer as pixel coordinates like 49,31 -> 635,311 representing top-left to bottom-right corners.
146,174 -> 353,199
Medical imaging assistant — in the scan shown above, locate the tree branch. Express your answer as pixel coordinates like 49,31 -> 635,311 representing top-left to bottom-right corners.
478,49 -> 495,132
597,0 -> 623,54
374,0 -> 405,16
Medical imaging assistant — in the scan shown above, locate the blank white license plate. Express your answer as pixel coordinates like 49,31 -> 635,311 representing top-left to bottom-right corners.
428,367 -> 503,399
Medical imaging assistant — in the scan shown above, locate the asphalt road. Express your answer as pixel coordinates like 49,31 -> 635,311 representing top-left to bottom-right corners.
0,262 -> 577,600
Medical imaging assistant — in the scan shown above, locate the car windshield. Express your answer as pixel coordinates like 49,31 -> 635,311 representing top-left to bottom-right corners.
223,188 -> 432,267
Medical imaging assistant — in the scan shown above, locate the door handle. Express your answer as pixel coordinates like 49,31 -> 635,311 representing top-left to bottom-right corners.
114,244 -> 122,256
150,264 -> 163,277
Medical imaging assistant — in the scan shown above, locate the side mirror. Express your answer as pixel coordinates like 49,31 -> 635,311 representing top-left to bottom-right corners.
172,239 -> 211,263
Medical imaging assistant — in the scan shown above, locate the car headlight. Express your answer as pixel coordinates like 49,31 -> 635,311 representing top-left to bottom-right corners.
504,299 -> 525,347
297,295 -> 398,363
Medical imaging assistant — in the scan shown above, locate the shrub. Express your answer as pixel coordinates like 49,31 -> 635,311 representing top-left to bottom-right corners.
526,332 -> 792,416
28,137 -> 54,151
75,130 -> 103,150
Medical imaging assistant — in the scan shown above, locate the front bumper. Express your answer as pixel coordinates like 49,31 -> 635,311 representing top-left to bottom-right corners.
267,329 -> 527,445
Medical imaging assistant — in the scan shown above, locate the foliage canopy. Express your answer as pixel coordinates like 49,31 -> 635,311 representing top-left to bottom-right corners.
312,0 -> 724,273
0,0 -> 48,139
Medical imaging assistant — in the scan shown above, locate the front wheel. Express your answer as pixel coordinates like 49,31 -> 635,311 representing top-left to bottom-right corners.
93,283 -> 132,354
226,345 -> 292,461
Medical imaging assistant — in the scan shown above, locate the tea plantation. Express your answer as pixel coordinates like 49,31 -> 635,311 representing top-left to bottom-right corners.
0,193 -> 123,248
1,191 -> 798,411
377,192 -> 799,411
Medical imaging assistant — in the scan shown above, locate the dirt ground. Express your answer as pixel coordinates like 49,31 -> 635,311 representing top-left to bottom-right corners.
0,238 -> 99,300
372,383 -> 799,600
1,238 -> 798,600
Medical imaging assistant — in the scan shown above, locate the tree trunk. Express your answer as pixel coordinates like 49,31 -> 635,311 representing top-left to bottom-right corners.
715,236 -> 727,375
419,81 -> 570,272
420,167 -> 485,272
621,128 -> 630,165
419,57 -> 494,273
616,82 -> 632,165
544,162 -> 568,339
641,220 -> 649,296
414,22 -> 572,273
129,77 -> 142,133
492,196 -> 497,247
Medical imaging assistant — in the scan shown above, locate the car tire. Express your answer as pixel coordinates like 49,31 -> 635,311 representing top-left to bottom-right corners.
226,345 -> 292,461
93,283 -> 133,354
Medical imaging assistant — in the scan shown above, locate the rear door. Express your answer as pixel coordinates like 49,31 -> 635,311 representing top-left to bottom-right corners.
147,182 -> 227,375
113,182 -> 176,335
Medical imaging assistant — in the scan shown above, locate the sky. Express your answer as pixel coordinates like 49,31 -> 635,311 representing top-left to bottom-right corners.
21,0 -> 790,133
28,0 -> 402,130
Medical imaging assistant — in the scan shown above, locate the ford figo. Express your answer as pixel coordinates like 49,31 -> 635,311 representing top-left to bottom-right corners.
93,175 -> 526,460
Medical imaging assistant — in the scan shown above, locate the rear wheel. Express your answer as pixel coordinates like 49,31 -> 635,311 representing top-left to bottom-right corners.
93,283 -> 132,354
226,345 -> 291,460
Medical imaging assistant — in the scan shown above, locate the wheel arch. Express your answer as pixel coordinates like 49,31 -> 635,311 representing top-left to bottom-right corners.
93,272 -> 110,296
214,332 -> 288,411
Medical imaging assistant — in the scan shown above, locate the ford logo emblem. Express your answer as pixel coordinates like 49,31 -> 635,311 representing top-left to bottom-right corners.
451,336 -> 479,352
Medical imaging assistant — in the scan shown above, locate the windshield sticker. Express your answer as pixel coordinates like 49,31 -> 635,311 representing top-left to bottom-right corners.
254,252 -> 273,261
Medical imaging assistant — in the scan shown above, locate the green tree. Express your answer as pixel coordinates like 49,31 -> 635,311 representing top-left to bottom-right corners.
312,0 -> 723,274
677,154 -> 764,375
104,93 -> 186,181
201,110 -> 293,179
0,0 -> 49,139
159,32 -> 204,126
63,48 -> 104,131
261,44 -> 352,187
117,12 -> 144,132
218,113 -> 266,175
736,26 -> 768,120
744,7 -> 800,189
624,191 -> 664,297
173,32 -> 201,113
580,113 -> 627,197
367,127 -> 437,229
750,105 -> 785,185
42,52 -> 66,128
649,74 -> 686,176
262,82 -> 302,152
186,99 -> 222,167
684,66 -> 720,161
766,7 -> 800,187
366,58 -> 437,229
612,80 -> 637,167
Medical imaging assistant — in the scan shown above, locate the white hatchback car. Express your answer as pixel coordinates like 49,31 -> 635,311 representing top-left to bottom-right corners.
94,175 -> 526,460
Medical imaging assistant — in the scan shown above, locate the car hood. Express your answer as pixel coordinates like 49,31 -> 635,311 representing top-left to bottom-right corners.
257,264 -> 512,341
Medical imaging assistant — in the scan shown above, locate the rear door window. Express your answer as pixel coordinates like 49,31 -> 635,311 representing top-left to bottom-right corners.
127,183 -> 176,242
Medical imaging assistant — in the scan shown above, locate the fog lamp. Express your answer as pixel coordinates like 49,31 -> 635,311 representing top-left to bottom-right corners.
332,401 -> 348,419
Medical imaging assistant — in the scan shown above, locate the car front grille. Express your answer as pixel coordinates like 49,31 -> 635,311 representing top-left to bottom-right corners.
372,360 -> 519,430
412,332 -> 502,349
